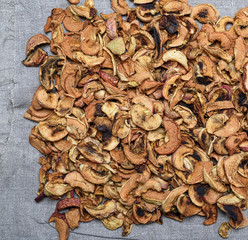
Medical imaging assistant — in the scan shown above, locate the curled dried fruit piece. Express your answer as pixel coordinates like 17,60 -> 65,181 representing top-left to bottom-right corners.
202,204 -> 218,225
56,198 -> 81,210
204,45 -> 232,62
206,114 -> 240,138
174,105 -> 197,129
162,1 -> 191,16
191,4 -> 219,23
79,164 -> 112,184
81,25 -> 100,56
141,190 -> 169,205
111,0 -> 129,15
107,37 -> 126,55
85,200 -> 117,219
26,33 -> 50,56
176,194 -> 201,217
70,3 -> 97,19
36,87 -> 59,109
203,168 -> 227,193
225,132 -> 247,155
188,184 -> 208,207
155,119 -> 181,155
132,204 -> 152,224
101,215 -> 123,230
219,222 -> 232,239
171,146 -> 194,171
243,63 -> 248,92
77,137 -> 111,164
25,106 -> 52,122
130,104 -> 162,131
163,50 -> 188,70
68,0 -> 80,4
66,208 -> 80,230
221,205 -> 248,229
49,213 -> 69,240
22,48 -> 47,67
39,56 -> 64,91
38,120 -> 68,142
224,154 -> 244,188
44,182 -> 73,197
29,127 -> 52,155
64,171 -> 95,192
122,144 -> 147,165
55,95 -> 75,117
234,36 -> 246,71
162,185 -> 189,213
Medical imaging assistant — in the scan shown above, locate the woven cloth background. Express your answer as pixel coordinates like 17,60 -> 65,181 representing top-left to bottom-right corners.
0,0 -> 248,239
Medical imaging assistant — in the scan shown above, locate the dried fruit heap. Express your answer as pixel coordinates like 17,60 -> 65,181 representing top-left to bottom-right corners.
23,0 -> 248,239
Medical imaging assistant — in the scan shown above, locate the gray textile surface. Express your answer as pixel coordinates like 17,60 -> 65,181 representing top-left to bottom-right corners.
0,0 -> 248,239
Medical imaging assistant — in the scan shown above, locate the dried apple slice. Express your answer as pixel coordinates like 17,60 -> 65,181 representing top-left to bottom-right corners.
79,164 -> 112,185
243,62 -> 248,92
203,168 -> 227,193
202,204 -> 218,225
77,137 -> 111,164
44,182 -> 73,197
26,33 -> 50,56
176,194 -> 201,217
191,4 -> 219,23
155,119 -> 181,155
38,121 -> 68,142
48,214 -> 69,240
130,104 -> 162,131
101,215 -> 123,230
69,4 -> 97,19
188,184 -> 209,207
39,55 -> 64,91
111,0 -> 128,15
64,171 -> 95,192
162,185 -> 188,213
24,105 -> 53,122
65,208 -> 80,230
55,95 -> 75,117
22,48 -> 47,67
163,50 -> 188,70
68,0 -> 80,4
85,200 -> 117,219
224,154 -> 245,188
29,127 -> 52,155
132,204 -> 152,224
36,87 -> 59,109
107,37 -> 126,55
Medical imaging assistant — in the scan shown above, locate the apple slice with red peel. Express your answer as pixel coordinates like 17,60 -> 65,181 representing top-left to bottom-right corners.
239,140 -> 248,151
